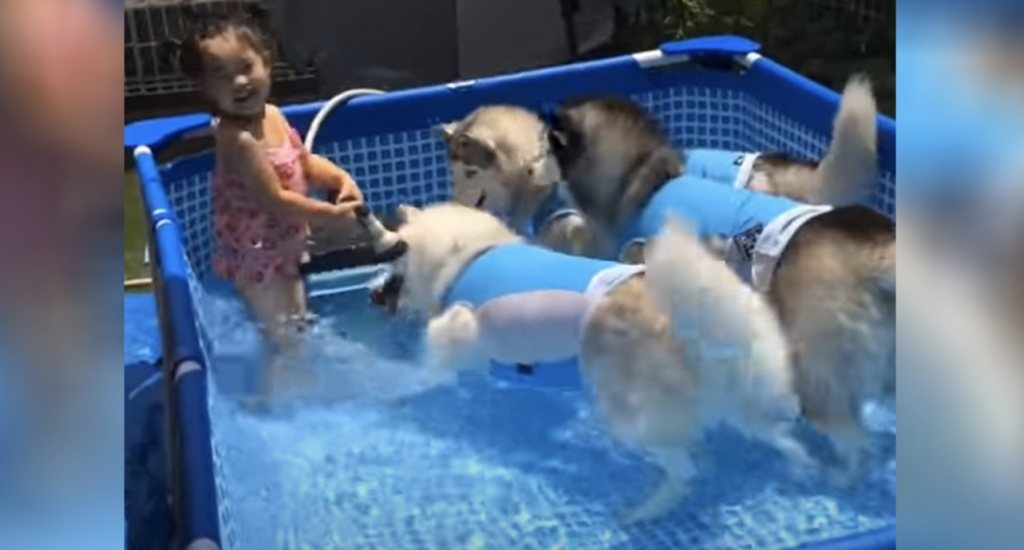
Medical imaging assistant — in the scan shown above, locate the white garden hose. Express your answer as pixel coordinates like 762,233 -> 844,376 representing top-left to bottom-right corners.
303,88 -> 386,151
302,87 -> 408,263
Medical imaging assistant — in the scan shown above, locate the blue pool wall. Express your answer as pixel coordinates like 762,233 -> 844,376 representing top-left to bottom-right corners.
128,35 -> 896,550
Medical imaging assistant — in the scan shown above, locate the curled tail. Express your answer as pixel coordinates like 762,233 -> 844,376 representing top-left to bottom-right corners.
643,215 -> 797,418
813,74 -> 879,206
426,303 -> 487,375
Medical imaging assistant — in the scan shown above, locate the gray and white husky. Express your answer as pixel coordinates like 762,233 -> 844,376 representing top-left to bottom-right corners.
437,76 -> 876,255
547,88 -> 896,486
363,202 -> 811,524
437,105 -> 595,256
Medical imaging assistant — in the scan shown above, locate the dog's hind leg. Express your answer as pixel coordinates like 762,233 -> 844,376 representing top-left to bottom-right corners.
752,421 -> 818,480
620,447 -> 697,525
822,419 -> 875,488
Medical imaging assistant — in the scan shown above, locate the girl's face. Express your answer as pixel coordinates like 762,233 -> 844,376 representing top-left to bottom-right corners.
199,32 -> 272,117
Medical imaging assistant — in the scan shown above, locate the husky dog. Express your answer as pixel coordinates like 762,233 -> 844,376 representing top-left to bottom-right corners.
437,105 -> 596,255
437,77 -> 876,257
362,202 -> 810,524
685,75 -> 878,206
549,94 -> 896,485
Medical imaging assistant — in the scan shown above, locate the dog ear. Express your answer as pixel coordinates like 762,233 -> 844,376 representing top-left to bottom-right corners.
454,134 -> 497,168
547,128 -> 568,151
397,204 -> 421,222
434,122 -> 459,142
435,123 -> 496,168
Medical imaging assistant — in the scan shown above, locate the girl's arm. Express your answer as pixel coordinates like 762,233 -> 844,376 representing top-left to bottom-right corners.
220,127 -> 358,223
302,153 -> 365,206
268,105 -> 364,207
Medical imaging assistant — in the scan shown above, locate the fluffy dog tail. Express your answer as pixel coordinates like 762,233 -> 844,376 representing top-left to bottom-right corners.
426,303 -> 487,375
875,239 -> 897,400
876,239 -> 897,298
813,74 -> 879,206
644,215 -> 799,421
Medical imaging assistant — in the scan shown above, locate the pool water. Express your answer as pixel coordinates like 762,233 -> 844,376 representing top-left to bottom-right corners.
201,285 -> 896,550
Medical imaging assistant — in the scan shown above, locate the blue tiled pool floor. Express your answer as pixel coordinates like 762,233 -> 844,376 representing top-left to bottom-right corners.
123,287 -> 896,550
203,289 -> 896,550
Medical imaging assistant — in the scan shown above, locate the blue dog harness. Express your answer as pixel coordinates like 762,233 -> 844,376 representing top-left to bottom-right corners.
441,243 -> 637,388
685,149 -> 760,189
511,185 -> 580,238
619,174 -> 831,287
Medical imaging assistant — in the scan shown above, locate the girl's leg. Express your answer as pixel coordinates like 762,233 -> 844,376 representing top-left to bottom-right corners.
282,273 -> 309,330
237,274 -> 308,401
270,274 -> 320,396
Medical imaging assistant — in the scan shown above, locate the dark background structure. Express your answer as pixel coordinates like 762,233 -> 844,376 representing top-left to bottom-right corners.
124,0 -> 894,119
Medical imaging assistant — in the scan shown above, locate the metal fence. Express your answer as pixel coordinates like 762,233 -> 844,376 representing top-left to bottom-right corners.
124,0 -> 889,106
125,0 -> 316,98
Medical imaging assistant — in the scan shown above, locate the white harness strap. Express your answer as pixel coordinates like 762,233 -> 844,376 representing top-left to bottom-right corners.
582,264 -> 646,327
734,153 -> 761,189
750,204 -> 834,292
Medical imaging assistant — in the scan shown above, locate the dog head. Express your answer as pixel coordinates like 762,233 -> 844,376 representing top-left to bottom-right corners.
438,105 -> 561,223
548,96 -> 679,225
369,202 -> 521,317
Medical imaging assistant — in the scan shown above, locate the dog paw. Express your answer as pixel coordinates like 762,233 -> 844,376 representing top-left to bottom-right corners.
786,456 -> 822,484
617,505 -> 653,527
825,460 -> 869,490
617,499 -> 673,526
617,473 -> 691,526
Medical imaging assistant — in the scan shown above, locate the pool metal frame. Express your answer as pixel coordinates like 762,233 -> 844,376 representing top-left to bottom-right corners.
128,35 -> 896,550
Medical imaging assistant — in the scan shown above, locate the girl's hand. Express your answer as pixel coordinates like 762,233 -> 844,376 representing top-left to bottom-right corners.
298,147 -> 365,202
306,201 -> 363,255
327,166 -> 364,203
330,201 -> 362,217
335,181 -> 363,204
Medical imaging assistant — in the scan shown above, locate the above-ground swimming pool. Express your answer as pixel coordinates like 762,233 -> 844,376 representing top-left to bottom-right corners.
127,36 -> 896,550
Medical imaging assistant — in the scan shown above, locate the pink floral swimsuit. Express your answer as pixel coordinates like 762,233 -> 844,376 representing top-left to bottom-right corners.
211,127 -> 309,285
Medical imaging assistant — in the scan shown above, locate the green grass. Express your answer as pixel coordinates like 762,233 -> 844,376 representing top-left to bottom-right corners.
124,171 -> 150,284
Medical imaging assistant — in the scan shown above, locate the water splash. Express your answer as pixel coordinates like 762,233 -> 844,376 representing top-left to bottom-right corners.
197,292 -> 451,408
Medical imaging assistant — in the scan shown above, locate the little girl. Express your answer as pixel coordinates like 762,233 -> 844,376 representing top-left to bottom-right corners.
173,10 -> 401,399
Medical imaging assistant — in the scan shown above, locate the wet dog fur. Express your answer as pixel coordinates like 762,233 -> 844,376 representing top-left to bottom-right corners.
549,91 -> 896,486
371,202 -> 811,523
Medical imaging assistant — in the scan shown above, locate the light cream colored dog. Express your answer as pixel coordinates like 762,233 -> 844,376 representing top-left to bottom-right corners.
365,202 -> 812,524
437,105 -> 595,255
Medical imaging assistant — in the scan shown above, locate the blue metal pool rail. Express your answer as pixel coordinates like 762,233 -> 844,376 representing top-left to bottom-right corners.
136,146 -> 222,550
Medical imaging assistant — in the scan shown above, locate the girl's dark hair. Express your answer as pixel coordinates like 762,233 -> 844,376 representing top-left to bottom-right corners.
162,2 -> 273,80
